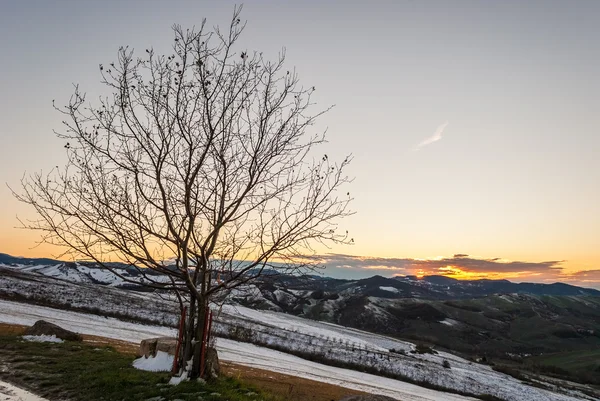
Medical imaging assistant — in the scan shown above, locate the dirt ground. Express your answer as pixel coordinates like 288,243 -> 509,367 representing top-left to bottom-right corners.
221,362 -> 365,401
0,323 -> 365,401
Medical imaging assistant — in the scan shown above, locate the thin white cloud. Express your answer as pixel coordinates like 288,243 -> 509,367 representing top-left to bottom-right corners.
413,121 -> 449,151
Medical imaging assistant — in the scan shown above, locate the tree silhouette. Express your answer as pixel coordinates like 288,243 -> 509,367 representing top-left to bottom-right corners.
14,6 -> 352,379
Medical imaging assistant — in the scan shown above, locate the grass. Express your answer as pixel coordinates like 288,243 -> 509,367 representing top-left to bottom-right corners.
531,348 -> 600,371
526,348 -> 600,385
0,335 -> 283,401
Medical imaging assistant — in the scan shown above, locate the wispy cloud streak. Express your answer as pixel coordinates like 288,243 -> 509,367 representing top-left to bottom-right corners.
414,121 -> 449,151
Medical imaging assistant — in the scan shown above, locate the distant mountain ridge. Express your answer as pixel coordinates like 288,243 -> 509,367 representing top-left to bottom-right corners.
0,252 -> 166,288
1,252 -> 599,297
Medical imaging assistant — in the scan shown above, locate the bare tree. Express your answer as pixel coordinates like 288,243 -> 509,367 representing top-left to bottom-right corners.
14,7 -> 352,379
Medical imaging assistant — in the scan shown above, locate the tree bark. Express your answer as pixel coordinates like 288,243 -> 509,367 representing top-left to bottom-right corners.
191,297 -> 208,378
180,295 -> 197,374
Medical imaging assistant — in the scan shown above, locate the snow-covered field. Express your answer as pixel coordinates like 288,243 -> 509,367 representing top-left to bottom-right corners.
220,305 -> 593,401
0,380 -> 48,401
0,299 -> 469,401
222,304 -> 419,352
0,268 -> 178,327
0,299 -> 174,343
0,299 -> 593,401
220,339 -> 475,401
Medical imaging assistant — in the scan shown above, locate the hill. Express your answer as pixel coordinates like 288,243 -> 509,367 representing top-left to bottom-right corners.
2,252 -> 599,386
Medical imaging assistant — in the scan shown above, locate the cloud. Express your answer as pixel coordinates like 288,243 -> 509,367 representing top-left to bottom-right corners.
413,121 -> 449,151
301,253 -> 600,288
556,269 -> 600,289
561,269 -> 600,279
311,253 -> 561,273
306,254 -> 411,271
305,253 -> 566,280
406,256 -> 563,274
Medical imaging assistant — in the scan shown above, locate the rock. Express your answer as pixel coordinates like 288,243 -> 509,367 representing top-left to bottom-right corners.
339,396 -> 398,401
24,320 -> 82,342
139,337 -> 177,358
204,347 -> 220,379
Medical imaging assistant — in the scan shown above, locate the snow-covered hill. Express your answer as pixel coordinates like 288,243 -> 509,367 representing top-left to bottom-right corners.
0,253 -> 169,288
0,299 -> 594,401
10,262 -> 128,286
3,253 -> 599,298
3,253 -> 600,369
1,257 -> 598,401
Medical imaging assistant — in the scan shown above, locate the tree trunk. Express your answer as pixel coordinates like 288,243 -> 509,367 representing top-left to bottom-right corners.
190,296 -> 208,378
179,295 -> 197,375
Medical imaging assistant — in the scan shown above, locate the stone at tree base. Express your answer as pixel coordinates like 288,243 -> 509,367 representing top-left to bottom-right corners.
204,347 -> 220,379
339,396 -> 398,401
139,337 -> 178,358
24,320 -> 82,342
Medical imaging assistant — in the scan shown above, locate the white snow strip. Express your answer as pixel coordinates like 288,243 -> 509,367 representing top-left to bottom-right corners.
0,380 -> 48,401
132,351 -> 174,372
379,286 -> 400,293
21,335 -> 64,343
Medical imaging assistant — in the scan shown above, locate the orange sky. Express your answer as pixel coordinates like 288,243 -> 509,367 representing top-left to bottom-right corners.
0,1 -> 598,287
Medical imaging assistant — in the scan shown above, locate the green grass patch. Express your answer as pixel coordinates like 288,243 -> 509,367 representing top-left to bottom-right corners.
526,348 -> 600,385
0,335 -> 282,401
531,348 -> 600,370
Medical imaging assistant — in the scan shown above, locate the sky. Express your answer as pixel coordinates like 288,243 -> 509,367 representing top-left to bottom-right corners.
0,1 -> 598,287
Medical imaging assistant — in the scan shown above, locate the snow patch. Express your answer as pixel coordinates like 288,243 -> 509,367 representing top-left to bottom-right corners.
499,295 -> 514,303
379,286 -> 399,293
0,380 -> 49,401
132,351 -> 174,372
440,319 -> 458,327
22,335 -> 64,343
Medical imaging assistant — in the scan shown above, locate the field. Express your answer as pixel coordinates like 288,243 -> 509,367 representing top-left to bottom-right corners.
0,299 -> 597,401
528,348 -> 600,385
0,300 -> 475,401
0,323 -> 366,401
0,333 -> 283,401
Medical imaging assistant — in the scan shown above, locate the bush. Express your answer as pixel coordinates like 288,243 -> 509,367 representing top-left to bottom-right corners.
227,326 -> 254,342
443,360 -> 451,369
492,365 -> 527,381
412,343 -> 437,355
389,348 -> 406,355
